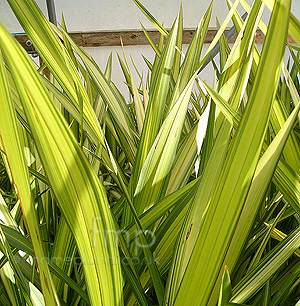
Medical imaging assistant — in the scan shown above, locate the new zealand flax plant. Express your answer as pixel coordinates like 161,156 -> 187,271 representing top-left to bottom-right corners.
0,0 -> 300,305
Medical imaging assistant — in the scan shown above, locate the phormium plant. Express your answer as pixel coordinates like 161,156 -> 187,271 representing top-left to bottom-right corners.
0,0 -> 300,305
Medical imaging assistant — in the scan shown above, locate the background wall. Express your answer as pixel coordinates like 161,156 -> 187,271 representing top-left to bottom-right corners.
2,0 -> 300,33
1,0 -> 299,97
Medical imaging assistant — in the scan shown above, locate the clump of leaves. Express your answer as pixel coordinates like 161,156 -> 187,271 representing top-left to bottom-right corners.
0,0 -> 300,305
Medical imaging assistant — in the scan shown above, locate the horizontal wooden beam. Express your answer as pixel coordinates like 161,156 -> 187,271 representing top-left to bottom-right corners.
14,29 -> 294,52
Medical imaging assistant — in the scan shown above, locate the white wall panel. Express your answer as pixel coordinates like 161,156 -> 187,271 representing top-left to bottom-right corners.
1,0 -> 299,93
1,0 -> 300,33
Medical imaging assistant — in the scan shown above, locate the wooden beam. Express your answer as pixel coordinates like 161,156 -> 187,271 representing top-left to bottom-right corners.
14,28 -> 295,51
